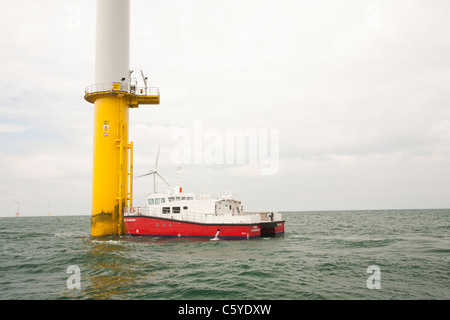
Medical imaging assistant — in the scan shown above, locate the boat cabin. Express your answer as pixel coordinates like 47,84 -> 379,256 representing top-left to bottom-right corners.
145,187 -> 243,215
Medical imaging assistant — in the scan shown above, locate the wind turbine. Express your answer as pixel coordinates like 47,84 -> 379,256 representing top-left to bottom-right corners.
135,146 -> 171,193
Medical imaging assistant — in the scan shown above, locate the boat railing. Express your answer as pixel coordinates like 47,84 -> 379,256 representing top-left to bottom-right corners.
125,207 -> 282,224
244,211 -> 283,222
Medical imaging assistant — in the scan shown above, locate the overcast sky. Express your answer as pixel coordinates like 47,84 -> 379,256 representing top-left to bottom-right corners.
1,0 -> 449,216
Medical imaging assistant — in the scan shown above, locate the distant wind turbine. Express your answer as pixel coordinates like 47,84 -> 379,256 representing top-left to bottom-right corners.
135,146 -> 171,193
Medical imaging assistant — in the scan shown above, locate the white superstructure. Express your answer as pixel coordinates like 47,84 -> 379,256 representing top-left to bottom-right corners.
125,187 -> 282,225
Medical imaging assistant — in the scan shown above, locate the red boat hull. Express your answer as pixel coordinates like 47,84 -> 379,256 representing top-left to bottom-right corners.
124,216 -> 284,239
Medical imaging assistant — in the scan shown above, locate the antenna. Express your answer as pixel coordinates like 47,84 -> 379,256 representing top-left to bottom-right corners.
140,69 -> 148,94
154,145 -> 160,192
176,160 -> 182,187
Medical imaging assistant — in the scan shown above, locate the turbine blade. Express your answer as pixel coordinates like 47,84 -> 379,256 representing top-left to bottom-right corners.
134,171 -> 156,179
155,146 -> 160,171
156,172 -> 171,187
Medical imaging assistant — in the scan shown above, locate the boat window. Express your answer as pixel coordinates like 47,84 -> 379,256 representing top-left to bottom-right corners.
181,197 -> 186,200
183,206 -> 188,210
148,199 -> 154,205
161,198 -> 166,204
187,197 -> 194,201
172,207 -> 180,214
162,207 -> 170,214
168,197 -> 174,202
155,198 -> 160,205
176,197 -> 180,201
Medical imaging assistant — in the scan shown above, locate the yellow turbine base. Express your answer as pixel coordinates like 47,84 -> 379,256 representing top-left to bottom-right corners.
91,95 -> 129,237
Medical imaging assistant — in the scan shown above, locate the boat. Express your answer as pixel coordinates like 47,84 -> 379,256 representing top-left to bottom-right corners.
123,148 -> 284,240
124,185 -> 284,240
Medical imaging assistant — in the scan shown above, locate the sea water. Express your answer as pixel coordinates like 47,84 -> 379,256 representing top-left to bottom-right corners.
0,209 -> 449,300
